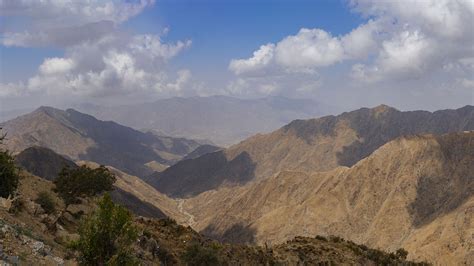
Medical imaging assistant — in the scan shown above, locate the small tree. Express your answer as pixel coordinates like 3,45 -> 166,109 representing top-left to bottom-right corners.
35,191 -> 56,214
395,248 -> 408,260
0,130 -> 18,198
71,193 -> 138,265
54,165 -> 116,205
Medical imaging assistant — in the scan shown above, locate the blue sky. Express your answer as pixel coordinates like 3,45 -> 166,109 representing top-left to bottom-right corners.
126,0 -> 363,66
0,0 -> 473,111
2,0 -> 364,82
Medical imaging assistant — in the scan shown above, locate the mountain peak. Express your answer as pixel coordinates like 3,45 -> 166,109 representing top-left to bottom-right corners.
33,106 -> 64,117
371,104 -> 397,114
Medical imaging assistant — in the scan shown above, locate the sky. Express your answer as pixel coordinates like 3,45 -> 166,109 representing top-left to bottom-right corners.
0,0 -> 473,112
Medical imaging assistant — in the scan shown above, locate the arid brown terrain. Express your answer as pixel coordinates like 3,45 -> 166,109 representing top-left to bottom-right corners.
1,105 -> 472,264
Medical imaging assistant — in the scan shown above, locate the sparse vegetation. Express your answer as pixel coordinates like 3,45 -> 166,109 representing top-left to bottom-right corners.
0,131 -> 19,198
396,248 -> 409,260
315,235 -> 328,241
182,241 -> 220,266
35,191 -> 56,214
71,193 -> 138,265
54,165 -> 116,205
8,197 -> 24,214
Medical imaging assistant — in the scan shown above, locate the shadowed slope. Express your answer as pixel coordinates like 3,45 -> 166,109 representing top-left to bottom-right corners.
2,106 -> 202,177
148,150 -> 256,198
15,146 -> 78,181
183,131 -> 473,264
150,105 -> 473,197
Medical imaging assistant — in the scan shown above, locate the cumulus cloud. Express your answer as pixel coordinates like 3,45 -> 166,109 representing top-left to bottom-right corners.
39,58 -> 76,75
229,21 -> 380,76
348,0 -> 474,82
230,0 -> 473,87
0,0 -> 195,99
1,0 -> 155,47
229,44 -> 275,75
20,33 -> 191,97
130,34 -> 192,61
2,21 -> 116,48
275,29 -> 345,68
0,0 -> 154,25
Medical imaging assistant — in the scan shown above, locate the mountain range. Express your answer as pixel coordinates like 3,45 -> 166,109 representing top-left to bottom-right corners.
74,95 -> 333,146
149,105 -> 474,198
1,106 -> 207,177
1,103 -> 472,264
182,131 -> 473,264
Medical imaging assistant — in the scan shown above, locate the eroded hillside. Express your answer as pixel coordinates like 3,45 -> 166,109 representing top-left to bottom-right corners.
151,105 -> 474,198
1,107 -> 204,177
181,131 -> 474,264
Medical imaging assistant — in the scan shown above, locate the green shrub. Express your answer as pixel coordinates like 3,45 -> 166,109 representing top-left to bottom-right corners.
395,248 -> 408,260
8,197 -> 24,214
0,149 -> 18,198
182,242 -> 220,266
329,235 -> 344,243
54,165 -> 116,205
156,245 -> 175,265
35,191 -> 56,214
160,217 -> 177,227
315,235 -> 327,242
71,193 -> 138,265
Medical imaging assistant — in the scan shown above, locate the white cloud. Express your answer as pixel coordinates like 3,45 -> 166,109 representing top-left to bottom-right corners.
0,0 -> 154,25
229,44 -> 275,75
0,0 -> 193,99
349,0 -> 474,82
130,35 -> 192,61
165,69 -> 192,93
1,31 -> 192,98
351,30 -> 436,82
229,0 -> 474,90
39,58 -> 76,75
341,20 -> 379,59
1,0 -> 155,47
2,21 -> 116,48
0,82 -> 27,97
229,21 -> 380,76
275,28 -> 345,68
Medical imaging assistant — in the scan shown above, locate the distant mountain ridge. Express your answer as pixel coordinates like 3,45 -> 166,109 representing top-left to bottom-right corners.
1,106 -> 203,177
75,95 -> 333,146
150,105 -> 474,198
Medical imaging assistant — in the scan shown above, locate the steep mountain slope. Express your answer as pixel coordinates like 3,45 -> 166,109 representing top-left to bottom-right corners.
182,131 -> 474,264
1,106 -> 202,177
151,105 -> 474,198
15,146 -> 78,181
181,144 -> 221,161
76,161 -> 187,222
76,95 -> 333,146
10,145 -> 182,220
0,170 -> 424,265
